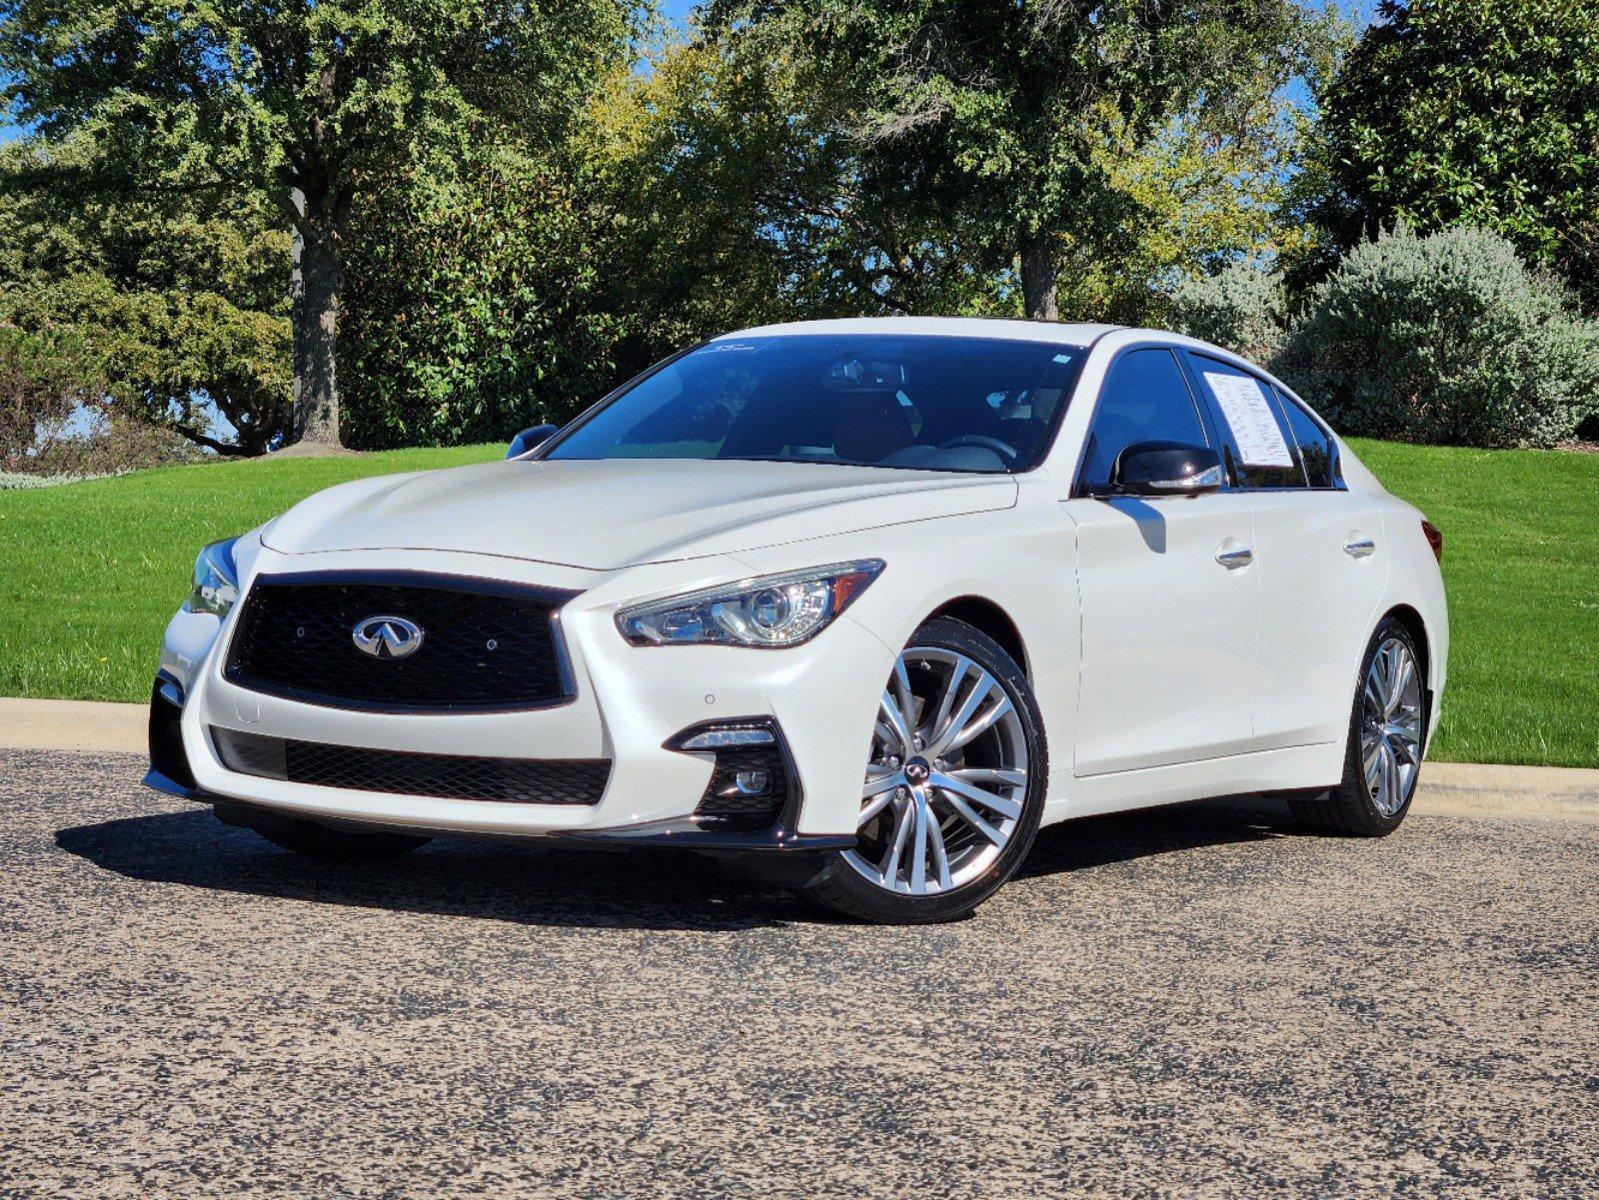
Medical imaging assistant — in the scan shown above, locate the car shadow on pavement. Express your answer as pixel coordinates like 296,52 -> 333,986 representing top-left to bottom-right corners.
1019,794 -> 1299,880
55,808 -> 808,931
55,795 -> 1303,929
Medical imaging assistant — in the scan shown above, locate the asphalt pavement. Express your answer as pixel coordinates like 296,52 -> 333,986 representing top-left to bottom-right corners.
3,749 -> 1596,1199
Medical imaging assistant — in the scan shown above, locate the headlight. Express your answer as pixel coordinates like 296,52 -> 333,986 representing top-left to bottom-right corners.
184,537 -> 241,618
617,560 -> 885,647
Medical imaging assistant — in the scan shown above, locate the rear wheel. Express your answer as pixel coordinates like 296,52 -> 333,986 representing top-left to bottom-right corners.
803,617 -> 1047,924
1291,615 -> 1426,836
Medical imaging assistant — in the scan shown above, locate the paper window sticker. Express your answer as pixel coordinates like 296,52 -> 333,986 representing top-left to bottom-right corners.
1203,371 -> 1294,468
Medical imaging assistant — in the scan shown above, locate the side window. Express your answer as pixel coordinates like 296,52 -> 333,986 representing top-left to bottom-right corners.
1079,348 -> 1209,491
1190,355 -> 1305,489
1275,388 -> 1338,488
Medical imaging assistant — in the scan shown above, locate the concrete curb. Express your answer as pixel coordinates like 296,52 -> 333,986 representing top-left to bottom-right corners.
0,697 -> 147,754
1,697 -> 1595,820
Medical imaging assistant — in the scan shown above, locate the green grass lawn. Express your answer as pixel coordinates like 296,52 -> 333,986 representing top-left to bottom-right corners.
0,445 -> 503,706
0,438 -> 1594,766
1347,439 -> 1598,768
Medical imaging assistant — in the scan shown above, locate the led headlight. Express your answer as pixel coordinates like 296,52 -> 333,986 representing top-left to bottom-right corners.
617,560 -> 884,647
184,536 -> 241,618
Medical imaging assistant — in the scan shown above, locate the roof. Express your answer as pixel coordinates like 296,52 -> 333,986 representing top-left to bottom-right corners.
712,316 -> 1121,346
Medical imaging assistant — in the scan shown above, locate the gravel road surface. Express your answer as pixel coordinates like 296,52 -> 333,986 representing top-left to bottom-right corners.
3,749 -> 1596,1199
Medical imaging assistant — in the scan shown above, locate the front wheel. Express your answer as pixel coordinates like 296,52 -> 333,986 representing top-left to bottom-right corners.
803,617 -> 1047,924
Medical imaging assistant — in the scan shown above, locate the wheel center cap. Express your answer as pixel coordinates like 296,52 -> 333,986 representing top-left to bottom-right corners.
904,757 -> 931,784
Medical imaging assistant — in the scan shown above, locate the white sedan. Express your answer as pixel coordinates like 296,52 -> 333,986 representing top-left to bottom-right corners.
148,318 -> 1447,923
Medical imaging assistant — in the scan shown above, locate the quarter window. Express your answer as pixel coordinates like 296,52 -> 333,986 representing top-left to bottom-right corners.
1275,389 -> 1338,488
1079,349 -> 1209,491
1190,355 -> 1305,489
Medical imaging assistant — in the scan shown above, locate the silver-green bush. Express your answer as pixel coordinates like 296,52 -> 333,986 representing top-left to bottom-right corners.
1278,225 -> 1599,448
1168,260 -> 1287,366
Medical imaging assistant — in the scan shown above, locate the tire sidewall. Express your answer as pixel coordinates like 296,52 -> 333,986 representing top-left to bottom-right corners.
1345,616 -> 1425,831
810,616 -> 1049,923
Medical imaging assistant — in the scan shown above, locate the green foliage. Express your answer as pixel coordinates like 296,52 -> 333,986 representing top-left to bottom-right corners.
1168,260 -> 1288,364
0,132 -> 291,453
1318,0 -> 1599,309
1280,225 -> 1599,449
705,0 -> 1322,318
339,134 -> 622,449
581,24 -> 1009,375
0,0 -> 631,447
0,324 -> 101,462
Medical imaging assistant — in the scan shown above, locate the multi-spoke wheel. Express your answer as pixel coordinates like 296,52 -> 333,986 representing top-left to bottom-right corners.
1361,635 -> 1423,816
804,617 -> 1046,923
1292,615 -> 1427,836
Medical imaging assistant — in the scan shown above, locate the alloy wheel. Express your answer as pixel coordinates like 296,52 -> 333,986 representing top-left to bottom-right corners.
842,647 -> 1030,895
1360,635 -> 1423,817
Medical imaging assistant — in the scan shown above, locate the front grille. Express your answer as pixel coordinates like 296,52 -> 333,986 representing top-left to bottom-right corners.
211,727 -> 609,805
224,572 -> 574,712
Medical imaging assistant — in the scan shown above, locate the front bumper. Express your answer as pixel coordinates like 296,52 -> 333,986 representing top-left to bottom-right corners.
150,546 -> 892,849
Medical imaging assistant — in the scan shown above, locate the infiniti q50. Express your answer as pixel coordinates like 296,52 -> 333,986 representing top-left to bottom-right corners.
147,318 -> 1447,923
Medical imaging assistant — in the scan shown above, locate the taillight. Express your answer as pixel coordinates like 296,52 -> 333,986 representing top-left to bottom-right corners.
1421,519 -> 1443,562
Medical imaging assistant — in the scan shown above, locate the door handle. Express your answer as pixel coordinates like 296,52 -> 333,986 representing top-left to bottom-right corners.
1343,536 -> 1376,559
1215,543 -> 1254,569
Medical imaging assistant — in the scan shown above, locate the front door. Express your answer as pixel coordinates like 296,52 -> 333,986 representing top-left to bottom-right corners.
1064,347 -> 1259,776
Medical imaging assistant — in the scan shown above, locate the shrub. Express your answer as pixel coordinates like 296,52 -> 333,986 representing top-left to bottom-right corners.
1168,260 -> 1287,364
1278,224 -> 1599,449
0,325 -> 100,462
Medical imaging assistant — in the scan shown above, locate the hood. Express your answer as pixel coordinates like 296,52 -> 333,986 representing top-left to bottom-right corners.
261,458 -> 1017,571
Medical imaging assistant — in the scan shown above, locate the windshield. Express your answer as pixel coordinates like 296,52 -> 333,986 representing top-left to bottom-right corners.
544,334 -> 1086,474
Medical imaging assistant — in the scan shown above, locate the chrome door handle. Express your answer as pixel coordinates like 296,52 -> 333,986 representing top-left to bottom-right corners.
1216,544 -> 1254,569
1343,537 -> 1376,559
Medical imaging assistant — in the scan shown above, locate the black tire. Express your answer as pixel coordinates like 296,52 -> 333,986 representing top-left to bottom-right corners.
802,616 -> 1047,924
1290,614 -> 1426,837
248,818 -> 431,861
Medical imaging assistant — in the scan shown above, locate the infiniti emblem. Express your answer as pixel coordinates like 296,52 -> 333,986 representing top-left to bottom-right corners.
351,615 -> 424,660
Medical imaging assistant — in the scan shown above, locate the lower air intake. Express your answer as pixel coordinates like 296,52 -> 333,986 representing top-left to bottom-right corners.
211,727 -> 608,806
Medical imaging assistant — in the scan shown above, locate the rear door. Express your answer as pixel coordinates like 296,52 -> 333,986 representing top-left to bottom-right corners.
1064,346 -> 1259,776
1183,354 -> 1388,752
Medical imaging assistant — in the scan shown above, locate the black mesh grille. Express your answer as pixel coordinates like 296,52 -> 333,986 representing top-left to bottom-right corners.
212,727 -> 608,805
224,572 -> 573,712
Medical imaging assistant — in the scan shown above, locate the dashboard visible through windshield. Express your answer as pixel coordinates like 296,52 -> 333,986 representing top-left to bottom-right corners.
543,334 -> 1087,473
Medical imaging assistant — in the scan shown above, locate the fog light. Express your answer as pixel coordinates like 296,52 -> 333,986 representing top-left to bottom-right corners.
729,769 -> 772,797
667,718 -> 798,830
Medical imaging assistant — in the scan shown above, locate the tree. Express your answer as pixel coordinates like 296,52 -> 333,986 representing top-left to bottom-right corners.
338,126 -> 624,449
707,0 -> 1315,320
583,23 -> 1007,375
0,131 -> 292,455
0,326 -> 100,466
1317,0 -> 1599,309
1,0 -> 629,447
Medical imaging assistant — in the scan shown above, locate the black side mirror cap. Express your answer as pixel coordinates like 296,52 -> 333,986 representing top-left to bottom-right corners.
506,423 -> 559,459
1110,440 -> 1224,496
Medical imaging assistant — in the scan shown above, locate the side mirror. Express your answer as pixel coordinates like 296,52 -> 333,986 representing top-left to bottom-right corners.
1111,440 -> 1224,496
506,423 -> 559,459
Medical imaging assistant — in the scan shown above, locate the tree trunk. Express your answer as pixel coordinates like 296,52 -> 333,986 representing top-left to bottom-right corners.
1019,230 -> 1059,321
291,187 -> 343,447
